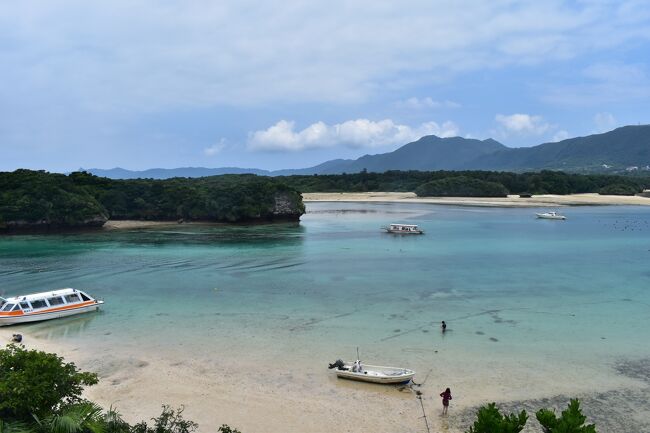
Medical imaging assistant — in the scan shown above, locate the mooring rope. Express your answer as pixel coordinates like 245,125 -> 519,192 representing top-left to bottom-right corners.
411,368 -> 433,387
417,392 -> 431,433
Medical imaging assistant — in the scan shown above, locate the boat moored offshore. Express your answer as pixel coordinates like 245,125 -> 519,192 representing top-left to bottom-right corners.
0,288 -> 103,326
382,223 -> 424,234
536,211 -> 567,220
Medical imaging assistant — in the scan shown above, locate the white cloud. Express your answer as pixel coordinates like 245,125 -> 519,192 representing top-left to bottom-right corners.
594,112 -> 617,132
495,114 -> 551,135
248,119 -> 459,151
1,2 -> 649,112
552,130 -> 570,142
203,139 -> 227,156
396,97 -> 461,110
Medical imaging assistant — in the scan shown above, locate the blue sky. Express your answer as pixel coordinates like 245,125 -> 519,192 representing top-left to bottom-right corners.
1,0 -> 649,172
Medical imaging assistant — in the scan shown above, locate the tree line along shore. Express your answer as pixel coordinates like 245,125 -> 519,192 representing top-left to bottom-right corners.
281,169 -> 650,197
1,169 -> 649,231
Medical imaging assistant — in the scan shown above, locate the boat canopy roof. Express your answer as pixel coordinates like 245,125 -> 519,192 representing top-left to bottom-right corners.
3,288 -> 88,303
390,223 -> 419,227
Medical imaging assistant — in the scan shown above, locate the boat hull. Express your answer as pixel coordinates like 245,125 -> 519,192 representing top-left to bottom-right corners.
333,363 -> 415,384
536,214 -> 566,220
0,303 -> 101,326
384,229 -> 424,234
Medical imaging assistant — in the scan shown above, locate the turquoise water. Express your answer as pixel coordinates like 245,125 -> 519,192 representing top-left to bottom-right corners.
1,202 -> 650,403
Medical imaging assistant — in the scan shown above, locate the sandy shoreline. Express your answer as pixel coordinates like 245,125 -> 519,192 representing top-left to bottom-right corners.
100,193 -> 650,233
68,193 -> 650,233
3,325 -> 648,433
302,192 -> 650,207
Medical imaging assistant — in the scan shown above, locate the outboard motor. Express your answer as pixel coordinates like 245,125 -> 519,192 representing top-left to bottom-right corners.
328,359 -> 345,370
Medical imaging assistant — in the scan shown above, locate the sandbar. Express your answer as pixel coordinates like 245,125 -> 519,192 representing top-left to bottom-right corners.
302,192 -> 650,207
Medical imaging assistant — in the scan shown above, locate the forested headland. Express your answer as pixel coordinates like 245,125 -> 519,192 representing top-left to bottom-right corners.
0,170 -> 305,231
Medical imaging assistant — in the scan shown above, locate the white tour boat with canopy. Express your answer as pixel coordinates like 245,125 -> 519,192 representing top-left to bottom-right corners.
0,288 -> 103,326
382,223 -> 424,234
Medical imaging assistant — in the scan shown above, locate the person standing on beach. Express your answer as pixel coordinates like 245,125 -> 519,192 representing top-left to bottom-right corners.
440,387 -> 452,414
441,321 -> 447,333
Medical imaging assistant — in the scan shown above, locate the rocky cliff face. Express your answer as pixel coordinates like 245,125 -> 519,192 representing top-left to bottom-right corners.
0,214 -> 108,231
271,192 -> 305,220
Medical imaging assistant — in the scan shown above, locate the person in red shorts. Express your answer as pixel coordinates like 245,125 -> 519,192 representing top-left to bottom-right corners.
440,387 -> 452,414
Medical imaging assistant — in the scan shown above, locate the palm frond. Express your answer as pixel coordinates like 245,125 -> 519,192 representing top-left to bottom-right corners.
44,402 -> 105,433
0,419 -> 35,433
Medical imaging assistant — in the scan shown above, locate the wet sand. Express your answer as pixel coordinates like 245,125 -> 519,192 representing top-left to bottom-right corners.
103,220 -> 182,230
302,192 -> 650,207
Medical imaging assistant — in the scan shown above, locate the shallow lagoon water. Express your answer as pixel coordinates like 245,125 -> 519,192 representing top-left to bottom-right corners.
1,202 -> 650,431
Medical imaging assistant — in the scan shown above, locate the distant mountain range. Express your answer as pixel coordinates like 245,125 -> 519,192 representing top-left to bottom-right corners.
85,125 -> 650,179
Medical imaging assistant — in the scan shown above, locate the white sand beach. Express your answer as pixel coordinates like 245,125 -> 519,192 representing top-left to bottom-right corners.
302,192 -> 650,207
2,326 -> 646,433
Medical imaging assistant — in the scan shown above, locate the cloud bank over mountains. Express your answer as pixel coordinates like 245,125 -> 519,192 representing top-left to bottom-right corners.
248,119 -> 459,151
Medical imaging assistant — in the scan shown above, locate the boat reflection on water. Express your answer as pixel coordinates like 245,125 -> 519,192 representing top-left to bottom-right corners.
22,312 -> 101,340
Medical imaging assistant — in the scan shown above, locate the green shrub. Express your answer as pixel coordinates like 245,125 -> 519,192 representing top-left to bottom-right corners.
415,176 -> 509,197
597,183 -> 640,196
0,344 -> 98,419
132,406 -> 198,433
536,399 -> 596,433
465,403 -> 528,433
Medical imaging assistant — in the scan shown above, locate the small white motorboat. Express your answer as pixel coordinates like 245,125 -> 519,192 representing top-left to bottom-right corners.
328,359 -> 415,384
0,288 -> 103,326
382,223 -> 424,234
536,211 -> 567,220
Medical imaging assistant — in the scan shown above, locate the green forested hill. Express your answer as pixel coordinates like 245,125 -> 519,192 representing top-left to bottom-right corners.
295,136 -> 507,174
468,125 -> 650,171
0,170 -> 305,231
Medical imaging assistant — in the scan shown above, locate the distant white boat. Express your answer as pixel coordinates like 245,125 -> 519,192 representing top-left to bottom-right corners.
0,288 -> 103,326
536,211 -> 567,220
328,359 -> 415,384
382,223 -> 424,234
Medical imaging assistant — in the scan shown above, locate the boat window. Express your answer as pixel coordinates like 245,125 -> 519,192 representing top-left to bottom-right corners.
80,293 -> 91,301
11,304 -> 20,311
30,299 -> 47,309
20,302 -> 30,310
1,303 -> 16,312
64,294 -> 81,303
48,297 -> 65,306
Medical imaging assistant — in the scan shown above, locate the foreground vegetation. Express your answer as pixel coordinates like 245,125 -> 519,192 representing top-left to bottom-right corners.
466,400 -> 596,433
0,170 -> 305,230
0,344 -> 240,433
278,169 -> 650,197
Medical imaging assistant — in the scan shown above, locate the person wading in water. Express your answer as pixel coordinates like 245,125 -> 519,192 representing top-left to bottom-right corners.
440,387 -> 452,415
